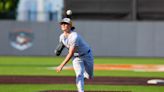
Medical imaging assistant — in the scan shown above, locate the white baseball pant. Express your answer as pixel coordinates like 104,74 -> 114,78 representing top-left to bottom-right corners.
72,51 -> 94,92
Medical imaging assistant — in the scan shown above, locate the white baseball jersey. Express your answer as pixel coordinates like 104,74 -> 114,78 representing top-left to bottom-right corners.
59,31 -> 90,56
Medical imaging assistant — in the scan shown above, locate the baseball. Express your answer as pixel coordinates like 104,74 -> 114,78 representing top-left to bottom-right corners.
66,10 -> 72,15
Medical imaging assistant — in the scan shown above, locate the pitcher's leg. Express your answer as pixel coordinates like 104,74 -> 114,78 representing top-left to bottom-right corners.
83,52 -> 94,79
84,59 -> 94,79
72,58 -> 84,92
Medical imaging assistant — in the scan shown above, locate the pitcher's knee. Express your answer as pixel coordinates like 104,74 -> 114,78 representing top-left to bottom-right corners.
76,74 -> 84,81
76,74 -> 83,79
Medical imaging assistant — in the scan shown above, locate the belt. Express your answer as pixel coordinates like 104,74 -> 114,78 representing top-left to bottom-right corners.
74,49 -> 91,57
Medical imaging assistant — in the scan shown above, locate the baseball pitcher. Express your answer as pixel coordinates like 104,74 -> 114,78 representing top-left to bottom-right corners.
55,10 -> 94,92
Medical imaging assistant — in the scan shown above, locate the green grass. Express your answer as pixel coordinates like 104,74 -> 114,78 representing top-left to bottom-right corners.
0,56 -> 164,92
0,56 -> 164,77
0,84 -> 163,92
1,56 -> 164,65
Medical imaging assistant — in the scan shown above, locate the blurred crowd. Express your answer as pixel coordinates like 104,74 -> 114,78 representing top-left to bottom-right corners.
17,0 -> 64,22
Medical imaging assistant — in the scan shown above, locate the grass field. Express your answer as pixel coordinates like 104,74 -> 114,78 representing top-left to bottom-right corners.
0,56 -> 164,92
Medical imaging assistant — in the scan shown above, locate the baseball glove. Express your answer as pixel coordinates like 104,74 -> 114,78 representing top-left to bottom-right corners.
54,42 -> 65,56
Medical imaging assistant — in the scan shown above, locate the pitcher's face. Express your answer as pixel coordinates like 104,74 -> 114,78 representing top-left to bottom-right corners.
60,23 -> 71,32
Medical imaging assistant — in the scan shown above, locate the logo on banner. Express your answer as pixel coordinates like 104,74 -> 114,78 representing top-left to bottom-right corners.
9,30 -> 34,51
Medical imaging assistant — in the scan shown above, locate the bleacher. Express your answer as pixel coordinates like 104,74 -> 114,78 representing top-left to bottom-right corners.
137,0 -> 164,20
64,0 -> 164,20
64,0 -> 132,20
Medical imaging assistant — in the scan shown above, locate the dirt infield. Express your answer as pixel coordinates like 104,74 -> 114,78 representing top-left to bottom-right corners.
0,76 -> 163,92
0,76 -> 164,86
